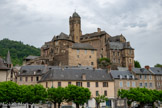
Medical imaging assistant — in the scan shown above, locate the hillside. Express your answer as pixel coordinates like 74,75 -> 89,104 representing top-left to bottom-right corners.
0,38 -> 40,66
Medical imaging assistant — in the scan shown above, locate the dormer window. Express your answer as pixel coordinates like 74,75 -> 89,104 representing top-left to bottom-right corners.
119,75 -> 122,79
127,75 -> 129,79
22,70 -> 27,73
37,70 -> 41,73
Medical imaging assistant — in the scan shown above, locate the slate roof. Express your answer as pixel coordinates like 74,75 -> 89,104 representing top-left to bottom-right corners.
19,65 -> 47,76
109,42 -> 134,50
6,50 -> 12,65
132,68 -> 153,75
72,12 -> 80,18
39,69 -> 112,82
52,32 -> 73,42
81,31 -> 107,38
150,67 -> 162,75
108,35 -> 126,42
71,43 -> 96,50
24,56 -> 39,60
0,57 -> 9,70
110,70 -> 135,79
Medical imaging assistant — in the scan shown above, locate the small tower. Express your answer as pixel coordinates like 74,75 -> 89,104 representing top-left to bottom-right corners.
6,50 -> 12,68
69,12 -> 82,43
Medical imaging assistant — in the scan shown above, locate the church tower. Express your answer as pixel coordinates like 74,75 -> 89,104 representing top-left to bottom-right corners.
69,12 -> 82,43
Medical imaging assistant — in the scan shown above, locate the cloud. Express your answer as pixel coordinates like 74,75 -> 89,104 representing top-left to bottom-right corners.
0,0 -> 162,67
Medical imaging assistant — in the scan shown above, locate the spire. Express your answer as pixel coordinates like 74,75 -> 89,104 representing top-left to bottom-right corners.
6,50 -> 12,65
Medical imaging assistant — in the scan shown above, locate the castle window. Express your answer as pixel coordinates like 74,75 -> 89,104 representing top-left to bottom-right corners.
58,82 -> 61,87
118,52 -> 120,56
103,82 -> 108,87
25,77 -> 28,82
140,75 -> 142,80
36,76 -> 39,81
20,77 -> 22,81
91,62 -> 94,65
129,59 -> 131,63
96,82 -> 99,87
76,82 -> 82,87
85,50 -> 87,54
127,81 -> 130,87
139,83 -> 143,87
132,82 -> 136,87
113,52 -> 115,56
119,81 -> 123,87
145,83 -> 147,87
87,82 -> 90,87
144,75 -> 147,80
77,55 -> 79,58
89,56 -> 91,58
96,91 -> 99,96
46,82 -> 48,88
118,59 -> 120,63
68,82 -> 71,85
104,90 -> 107,96
31,77 -> 33,82
149,83 -> 152,88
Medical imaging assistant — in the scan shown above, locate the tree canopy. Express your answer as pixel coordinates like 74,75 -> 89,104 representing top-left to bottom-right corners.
134,60 -> 141,68
154,64 -> 162,67
118,88 -> 161,108
95,94 -> 108,108
0,38 -> 40,66
98,57 -> 111,69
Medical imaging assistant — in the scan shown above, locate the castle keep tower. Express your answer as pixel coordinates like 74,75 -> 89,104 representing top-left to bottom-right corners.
69,12 -> 82,43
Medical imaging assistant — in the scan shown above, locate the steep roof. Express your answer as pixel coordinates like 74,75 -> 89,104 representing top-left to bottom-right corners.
132,68 -> 152,75
109,42 -> 134,50
52,32 -> 73,42
72,12 -> 80,18
108,35 -> 126,42
71,43 -> 96,50
18,65 -> 47,76
39,68 -> 112,82
150,67 -> 162,75
6,50 -> 12,65
0,57 -> 9,70
110,70 -> 135,79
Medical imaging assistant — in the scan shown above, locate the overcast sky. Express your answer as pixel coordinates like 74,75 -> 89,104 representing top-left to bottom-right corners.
0,0 -> 162,67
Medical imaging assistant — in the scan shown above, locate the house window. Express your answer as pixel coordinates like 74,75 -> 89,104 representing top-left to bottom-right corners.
103,82 -> 108,87
91,50 -> 94,54
129,59 -> 131,63
96,91 -> 99,96
31,77 -> 33,82
36,76 -> 39,81
118,52 -> 120,56
85,50 -> 87,54
149,75 -> 152,80
113,52 -> 115,56
87,82 -> 90,87
76,82 -> 82,87
118,59 -> 120,63
68,82 -> 71,85
104,90 -> 107,96
127,81 -> 130,87
46,82 -> 48,88
96,82 -> 99,87
149,83 -> 152,88
139,83 -> 143,87
58,82 -> 61,87
144,75 -> 147,80
145,83 -> 147,87
91,62 -> 94,65
77,50 -> 80,54
132,82 -> 136,87
89,56 -> 91,58
25,77 -> 28,82
20,77 -> 22,81
140,75 -> 142,80
119,81 -> 123,87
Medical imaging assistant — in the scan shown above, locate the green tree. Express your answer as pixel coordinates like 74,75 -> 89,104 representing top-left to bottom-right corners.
98,57 -> 111,69
134,60 -> 141,68
65,85 -> 91,108
0,81 -> 19,108
118,88 -> 160,108
95,94 -> 108,108
154,64 -> 162,67
47,87 -> 66,108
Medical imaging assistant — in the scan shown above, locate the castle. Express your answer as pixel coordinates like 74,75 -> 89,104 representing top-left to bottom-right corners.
24,12 -> 134,69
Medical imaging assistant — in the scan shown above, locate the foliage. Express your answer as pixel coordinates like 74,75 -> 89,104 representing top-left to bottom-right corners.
0,38 -> 40,66
134,60 -> 141,68
118,88 -> 161,108
154,64 -> 162,67
47,87 -> 66,108
65,85 -> 91,108
95,94 -> 108,108
0,81 -> 19,108
98,57 -> 111,69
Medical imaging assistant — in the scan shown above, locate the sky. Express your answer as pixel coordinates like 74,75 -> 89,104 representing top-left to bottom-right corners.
0,0 -> 162,67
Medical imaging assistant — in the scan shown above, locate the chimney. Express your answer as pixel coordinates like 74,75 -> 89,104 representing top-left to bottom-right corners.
128,64 -> 132,72
97,28 -> 101,33
107,65 -> 111,73
145,65 -> 150,70
82,73 -> 86,80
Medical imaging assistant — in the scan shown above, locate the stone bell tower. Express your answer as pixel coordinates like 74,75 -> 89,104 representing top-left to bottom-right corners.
69,12 -> 82,43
